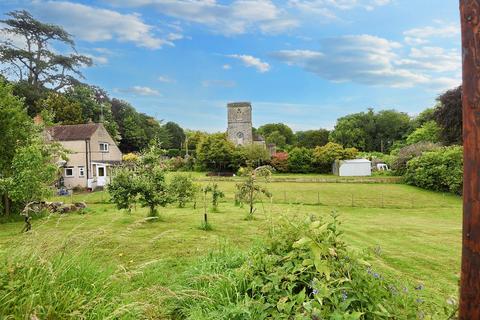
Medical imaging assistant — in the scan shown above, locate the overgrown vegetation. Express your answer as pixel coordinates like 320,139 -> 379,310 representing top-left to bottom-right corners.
171,213 -> 455,319
405,146 -> 463,195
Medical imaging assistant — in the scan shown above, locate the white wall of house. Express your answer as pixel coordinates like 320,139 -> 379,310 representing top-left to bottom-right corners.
57,124 -> 122,189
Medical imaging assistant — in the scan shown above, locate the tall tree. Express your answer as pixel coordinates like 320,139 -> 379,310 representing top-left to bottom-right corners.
258,123 -> 295,145
110,98 -> 169,153
196,133 -> 235,171
164,121 -> 185,149
330,108 -> 412,152
434,86 -> 462,145
0,80 -> 60,216
36,92 -> 82,124
295,129 -> 329,148
0,10 -> 92,91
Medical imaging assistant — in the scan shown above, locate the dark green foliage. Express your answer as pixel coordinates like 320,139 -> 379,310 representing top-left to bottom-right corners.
404,146 -> 463,194
170,174 -> 196,208
65,85 -> 119,141
110,98 -> 169,153
164,121 -> 185,149
330,109 -> 412,152
434,86 -> 462,145
287,147 -> 314,173
171,214 -> 451,319
295,129 -> 330,148
258,123 -> 295,146
107,168 -> 139,213
0,80 -> 61,216
196,133 -> 235,171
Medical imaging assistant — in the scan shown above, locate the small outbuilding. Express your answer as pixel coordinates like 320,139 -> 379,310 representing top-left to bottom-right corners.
333,159 -> 372,177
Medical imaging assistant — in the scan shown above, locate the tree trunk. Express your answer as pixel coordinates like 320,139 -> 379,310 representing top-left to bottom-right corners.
3,194 -> 10,216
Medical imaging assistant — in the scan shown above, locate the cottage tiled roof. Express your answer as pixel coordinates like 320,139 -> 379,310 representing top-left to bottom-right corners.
47,123 -> 100,141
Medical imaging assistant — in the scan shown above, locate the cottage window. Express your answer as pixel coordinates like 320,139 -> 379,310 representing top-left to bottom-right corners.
64,167 -> 74,177
99,143 -> 109,152
78,166 -> 85,177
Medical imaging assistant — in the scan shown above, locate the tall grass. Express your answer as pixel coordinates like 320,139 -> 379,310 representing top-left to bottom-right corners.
0,243 -> 148,319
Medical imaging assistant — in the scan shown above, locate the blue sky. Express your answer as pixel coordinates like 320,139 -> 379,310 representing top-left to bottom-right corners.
0,0 -> 461,132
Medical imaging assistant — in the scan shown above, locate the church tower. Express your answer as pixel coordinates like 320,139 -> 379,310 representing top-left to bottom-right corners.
227,102 -> 253,146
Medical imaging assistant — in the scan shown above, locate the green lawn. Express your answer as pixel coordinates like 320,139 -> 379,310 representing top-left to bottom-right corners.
0,175 -> 462,317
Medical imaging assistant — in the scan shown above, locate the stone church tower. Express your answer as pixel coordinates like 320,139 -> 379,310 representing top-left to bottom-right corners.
227,102 -> 253,146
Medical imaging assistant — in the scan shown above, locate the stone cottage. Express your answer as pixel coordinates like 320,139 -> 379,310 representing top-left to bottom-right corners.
46,123 -> 122,190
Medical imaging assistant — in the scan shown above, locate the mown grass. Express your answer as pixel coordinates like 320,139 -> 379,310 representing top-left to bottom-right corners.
0,174 -> 461,318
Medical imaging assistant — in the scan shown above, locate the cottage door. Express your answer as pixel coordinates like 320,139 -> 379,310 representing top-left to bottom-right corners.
96,165 -> 107,186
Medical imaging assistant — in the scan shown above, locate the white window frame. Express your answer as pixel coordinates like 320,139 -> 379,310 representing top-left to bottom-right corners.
64,167 -> 74,177
99,142 -> 109,152
78,166 -> 85,177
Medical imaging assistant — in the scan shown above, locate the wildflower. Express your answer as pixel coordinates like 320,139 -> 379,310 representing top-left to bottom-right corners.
118,253 -> 124,257
403,287 -> 408,293
415,284 -> 424,290
312,289 -> 318,295
373,272 -> 380,279
416,298 -> 424,304
341,290 -> 348,301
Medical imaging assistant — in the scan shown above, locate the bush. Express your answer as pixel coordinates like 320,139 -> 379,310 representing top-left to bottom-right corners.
313,142 -> 358,173
288,147 -> 314,173
269,152 -> 288,173
107,168 -> 139,213
405,121 -> 441,145
391,142 -> 440,175
169,174 -> 196,208
170,213 -> 452,319
404,146 -> 463,194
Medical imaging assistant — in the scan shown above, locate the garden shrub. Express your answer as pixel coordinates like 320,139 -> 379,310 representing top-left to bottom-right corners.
391,142 -> 440,175
404,145 -> 463,194
313,142 -> 358,173
270,152 -> 288,173
107,168 -> 139,213
171,213 -> 453,319
169,174 -> 196,207
288,147 -> 314,173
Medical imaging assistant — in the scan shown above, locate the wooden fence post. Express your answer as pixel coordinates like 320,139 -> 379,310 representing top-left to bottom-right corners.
459,1 -> 480,318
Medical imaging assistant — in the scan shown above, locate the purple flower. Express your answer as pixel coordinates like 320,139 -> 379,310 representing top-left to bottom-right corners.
341,291 -> 348,301
312,289 -> 318,295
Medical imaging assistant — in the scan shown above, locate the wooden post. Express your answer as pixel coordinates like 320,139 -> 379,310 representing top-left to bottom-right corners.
460,1 -> 480,318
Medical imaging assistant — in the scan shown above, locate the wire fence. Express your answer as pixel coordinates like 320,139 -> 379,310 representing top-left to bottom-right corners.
216,189 -> 459,210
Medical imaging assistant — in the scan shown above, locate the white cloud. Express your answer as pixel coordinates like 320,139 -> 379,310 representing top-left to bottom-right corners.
273,34 -> 459,89
288,0 -> 391,18
158,75 -> 176,83
118,86 -> 161,96
227,54 -> 270,72
105,0 -> 298,35
398,46 -> 460,73
403,23 -> 460,45
222,64 -> 232,70
31,1 -> 182,49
